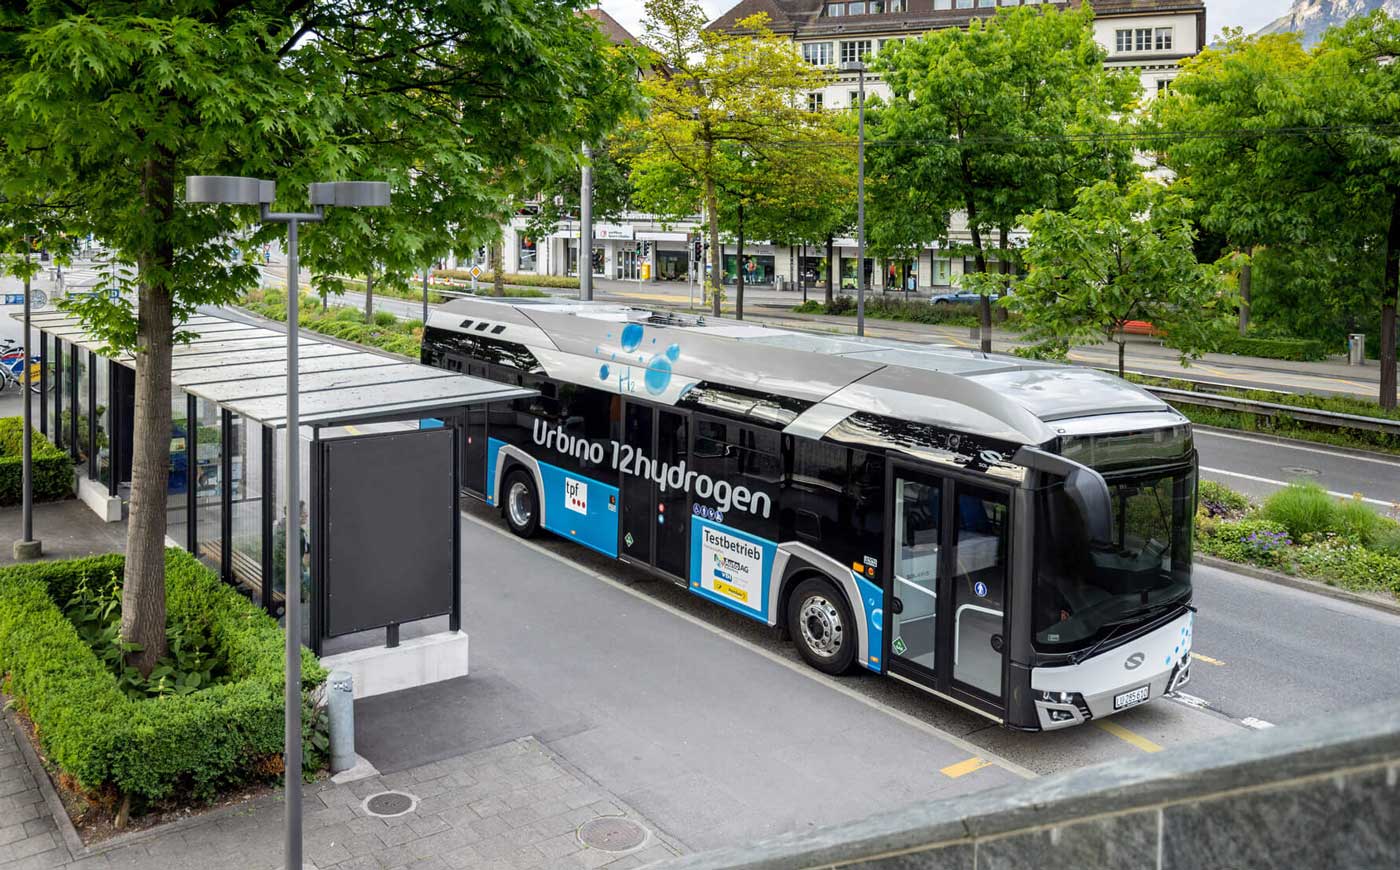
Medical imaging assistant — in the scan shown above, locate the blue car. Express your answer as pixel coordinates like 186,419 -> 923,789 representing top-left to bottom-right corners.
930,290 -> 1000,305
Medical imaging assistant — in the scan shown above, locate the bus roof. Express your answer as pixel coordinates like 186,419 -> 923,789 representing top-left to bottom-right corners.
428,296 -> 1183,447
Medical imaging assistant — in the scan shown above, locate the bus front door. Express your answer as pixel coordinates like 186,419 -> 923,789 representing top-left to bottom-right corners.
887,463 -> 1010,721
618,401 -> 689,583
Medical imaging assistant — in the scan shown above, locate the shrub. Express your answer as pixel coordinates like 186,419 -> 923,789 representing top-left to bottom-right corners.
0,551 -> 326,804
1197,518 -> 1294,567
1260,482 -> 1341,541
372,310 -> 397,327
0,417 -> 73,505
1334,497 -> 1390,547
1210,335 -> 1330,362
1293,540 -> 1400,595
1197,480 -> 1252,519
435,268 -> 579,290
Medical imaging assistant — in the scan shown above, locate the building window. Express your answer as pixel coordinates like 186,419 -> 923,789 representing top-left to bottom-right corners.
1155,28 -> 1174,51
878,37 -> 903,55
808,92 -> 824,112
889,0 -> 906,10
826,3 -> 845,17
869,0 -> 883,13
1115,29 -> 1131,53
840,40 -> 872,64
1157,79 -> 1172,94
849,91 -> 860,107
1135,28 -> 1152,52
847,1 -> 866,14
802,42 -> 833,66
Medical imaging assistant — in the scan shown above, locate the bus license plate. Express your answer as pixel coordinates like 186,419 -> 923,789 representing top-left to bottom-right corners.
1114,685 -> 1150,710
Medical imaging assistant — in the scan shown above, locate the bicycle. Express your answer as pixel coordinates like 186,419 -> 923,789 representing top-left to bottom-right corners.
0,348 -> 44,393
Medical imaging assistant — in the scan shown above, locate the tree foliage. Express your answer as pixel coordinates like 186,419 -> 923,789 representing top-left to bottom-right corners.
0,0 -> 636,670
630,0 -> 841,315
867,4 -> 1138,348
1011,179 -> 1234,376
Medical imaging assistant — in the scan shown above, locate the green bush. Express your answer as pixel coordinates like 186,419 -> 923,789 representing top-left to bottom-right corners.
0,551 -> 326,804
0,417 -> 73,505
436,268 -> 579,290
1198,479 -> 1252,518
1260,482 -> 1341,541
372,310 -> 397,328
1197,518 -> 1294,567
794,294 -> 1005,329
1210,335 -> 1330,362
1334,498 -> 1391,547
1293,540 -> 1400,595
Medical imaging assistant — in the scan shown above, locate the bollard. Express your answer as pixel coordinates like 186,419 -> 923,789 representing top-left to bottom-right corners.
328,670 -> 355,774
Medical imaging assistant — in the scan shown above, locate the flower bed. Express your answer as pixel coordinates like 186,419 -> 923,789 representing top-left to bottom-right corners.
0,550 -> 326,818
1196,480 -> 1400,599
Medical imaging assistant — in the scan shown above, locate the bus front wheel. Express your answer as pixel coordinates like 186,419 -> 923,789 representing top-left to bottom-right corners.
787,578 -> 857,675
502,469 -> 540,538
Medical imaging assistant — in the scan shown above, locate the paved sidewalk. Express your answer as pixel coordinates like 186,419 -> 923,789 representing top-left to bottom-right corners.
1,713 -> 680,870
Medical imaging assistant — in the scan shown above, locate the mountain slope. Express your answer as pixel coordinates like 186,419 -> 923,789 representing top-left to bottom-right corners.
1258,0 -> 1400,45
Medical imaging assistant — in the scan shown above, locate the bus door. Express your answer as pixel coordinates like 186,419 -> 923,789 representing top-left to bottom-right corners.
618,400 -> 690,583
886,461 -> 1011,720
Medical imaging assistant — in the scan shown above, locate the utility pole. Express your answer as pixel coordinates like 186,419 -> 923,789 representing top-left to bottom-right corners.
580,143 -> 593,301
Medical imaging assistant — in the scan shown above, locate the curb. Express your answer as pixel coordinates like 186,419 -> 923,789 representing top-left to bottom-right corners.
1195,555 -> 1400,617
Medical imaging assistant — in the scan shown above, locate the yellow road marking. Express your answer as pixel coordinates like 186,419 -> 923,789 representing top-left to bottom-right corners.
345,425 -> 362,434
1191,652 -> 1225,667
940,757 -> 993,778
1094,720 -> 1163,753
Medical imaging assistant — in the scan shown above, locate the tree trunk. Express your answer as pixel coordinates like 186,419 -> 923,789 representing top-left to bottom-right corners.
825,234 -> 835,305
1381,193 -> 1399,410
801,242 -> 808,304
736,201 -> 745,321
1238,247 -> 1252,337
706,176 -> 722,317
967,218 -> 990,354
994,227 -> 1011,323
492,241 -> 504,297
364,272 -> 374,322
121,153 -> 176,676
1118,338 -> 1127,379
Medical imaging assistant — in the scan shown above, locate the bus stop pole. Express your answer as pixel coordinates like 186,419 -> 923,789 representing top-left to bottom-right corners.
581,142 -> 593,302
16,236 -> 41,559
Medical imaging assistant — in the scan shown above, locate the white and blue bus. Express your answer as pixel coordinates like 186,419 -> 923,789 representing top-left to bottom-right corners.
422,297 -> 1197,731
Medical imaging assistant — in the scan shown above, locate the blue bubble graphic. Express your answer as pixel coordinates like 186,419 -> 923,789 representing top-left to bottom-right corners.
665,343 -> 681,362
599,364 -> 610,381
620,323 -> 644,351
644,355 -> 673,395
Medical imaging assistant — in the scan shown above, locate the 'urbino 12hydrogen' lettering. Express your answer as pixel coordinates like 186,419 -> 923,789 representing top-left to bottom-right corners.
532,418 -> 771,519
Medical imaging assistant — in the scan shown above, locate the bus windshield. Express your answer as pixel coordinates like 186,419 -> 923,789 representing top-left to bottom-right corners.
1033,467 -> 1195,653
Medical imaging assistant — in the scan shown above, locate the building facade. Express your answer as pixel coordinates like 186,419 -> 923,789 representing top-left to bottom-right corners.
494,1 -> 1206,295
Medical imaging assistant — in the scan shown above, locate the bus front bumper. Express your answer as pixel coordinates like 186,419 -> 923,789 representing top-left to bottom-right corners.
1030,611 -> 1194,731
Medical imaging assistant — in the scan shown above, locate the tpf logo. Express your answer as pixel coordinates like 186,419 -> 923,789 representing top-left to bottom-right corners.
1124,652 -> 1145,671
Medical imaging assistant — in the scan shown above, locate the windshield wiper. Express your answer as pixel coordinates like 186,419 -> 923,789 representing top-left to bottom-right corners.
1072,620 -> 1135,665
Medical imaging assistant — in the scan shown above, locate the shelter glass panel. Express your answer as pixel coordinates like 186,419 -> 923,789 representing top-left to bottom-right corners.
47,339 -> 61,445
194,397 -> 223,572
230,415 -> 265,602
167,390 -> 189,549
273,429 -> 313,645
96,360 -> 112,487
73,349 -> 89,464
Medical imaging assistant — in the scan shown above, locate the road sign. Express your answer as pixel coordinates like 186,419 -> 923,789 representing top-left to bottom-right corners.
468,265 -> 483,279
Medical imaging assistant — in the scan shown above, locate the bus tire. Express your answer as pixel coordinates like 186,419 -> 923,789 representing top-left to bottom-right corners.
502,468 -> 540,538
787,577 -> 857,676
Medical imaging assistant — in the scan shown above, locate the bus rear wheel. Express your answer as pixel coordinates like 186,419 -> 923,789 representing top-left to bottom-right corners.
788,578 -> 857,676
502,469 -> 540,538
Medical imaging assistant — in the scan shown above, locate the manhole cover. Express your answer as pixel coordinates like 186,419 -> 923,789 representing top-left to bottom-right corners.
578,816 -> 648,852
364,791 -> 417,818
1281,466 -> 1320,477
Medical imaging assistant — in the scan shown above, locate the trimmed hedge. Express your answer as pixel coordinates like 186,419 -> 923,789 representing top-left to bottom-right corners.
435,268 -> 578,290
1171,334 -> 1330,362
0,417 -> 72,505
0,550 -> 325,802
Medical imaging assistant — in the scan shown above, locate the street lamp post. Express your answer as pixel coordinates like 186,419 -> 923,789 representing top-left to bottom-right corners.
842,60 -> 868,337
580,143 -> 594,301
185,176 -> 389,870
14,235 -> 42,561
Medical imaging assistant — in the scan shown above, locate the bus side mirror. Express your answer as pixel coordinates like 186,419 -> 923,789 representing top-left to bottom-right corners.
1065,466 -> 1113,548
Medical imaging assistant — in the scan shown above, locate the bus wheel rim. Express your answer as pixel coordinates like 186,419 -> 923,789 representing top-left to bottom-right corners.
508,481 -> 532,528
799,595 -> 843,659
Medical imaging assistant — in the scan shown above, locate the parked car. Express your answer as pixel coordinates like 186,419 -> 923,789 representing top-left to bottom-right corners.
930,290 -> 1001,305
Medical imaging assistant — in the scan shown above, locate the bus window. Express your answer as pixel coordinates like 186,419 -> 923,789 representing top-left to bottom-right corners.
952,484 -> 1008,699
691,416 -> 781,539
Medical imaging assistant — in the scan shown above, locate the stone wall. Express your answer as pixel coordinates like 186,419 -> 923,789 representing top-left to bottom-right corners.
656,700 -> 1400,869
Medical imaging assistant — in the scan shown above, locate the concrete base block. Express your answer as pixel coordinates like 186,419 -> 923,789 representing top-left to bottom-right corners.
76,474 -> 121,523
320,630 -> 469,699
11,539 -> 42,560
330,754 -> 381,785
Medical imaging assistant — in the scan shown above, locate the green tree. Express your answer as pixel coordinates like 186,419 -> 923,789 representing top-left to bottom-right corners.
1010,179 -> 1234,377
0,1 -> 634,673
868,4 -> 1138,350
1154,14 -> 1400,408
526,132 -> 638,246
630,0 -> 834,316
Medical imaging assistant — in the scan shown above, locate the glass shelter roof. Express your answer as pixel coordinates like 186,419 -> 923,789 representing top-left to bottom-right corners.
18,307 -> 533,427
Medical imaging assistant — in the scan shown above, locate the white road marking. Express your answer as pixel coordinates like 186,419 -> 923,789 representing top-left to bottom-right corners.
460,510 -> 1039,781
1199,467 -> 1395,508
1241,717 -> 1276,730
1195,429 -> 1400,468
1168,691 -> 1212,712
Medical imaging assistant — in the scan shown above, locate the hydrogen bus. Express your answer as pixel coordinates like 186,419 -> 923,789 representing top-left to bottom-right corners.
421,296 -> 1197,731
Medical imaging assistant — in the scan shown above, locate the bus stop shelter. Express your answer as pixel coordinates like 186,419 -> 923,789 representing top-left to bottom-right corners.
19,308 -> 531,678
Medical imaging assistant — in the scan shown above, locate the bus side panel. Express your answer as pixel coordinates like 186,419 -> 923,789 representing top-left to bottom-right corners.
689,515 -> 774,624
854,573 -> 884,673
536,461 -> 620,558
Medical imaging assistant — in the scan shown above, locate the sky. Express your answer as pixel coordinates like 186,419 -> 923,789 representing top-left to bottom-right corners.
595,1 -> 1294,44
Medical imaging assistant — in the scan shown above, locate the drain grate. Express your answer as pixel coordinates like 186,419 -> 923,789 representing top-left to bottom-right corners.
1281,466 -> 1320,477
578,816 -> 648,852
364,791 -> 417,818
